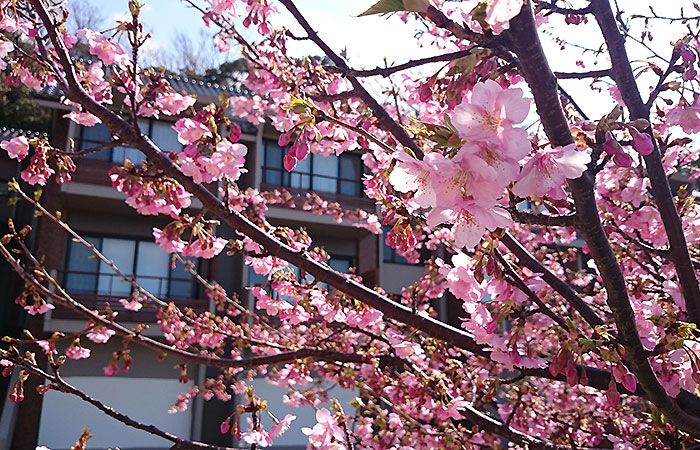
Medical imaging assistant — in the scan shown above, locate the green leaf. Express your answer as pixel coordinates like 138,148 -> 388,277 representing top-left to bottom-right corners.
358,0 -> 405,16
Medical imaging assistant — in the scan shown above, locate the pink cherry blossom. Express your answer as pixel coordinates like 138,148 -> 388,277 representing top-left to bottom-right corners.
269,414 -> 296,438
173,118 -> 212,145
451,79 -> 530,142
512,143 -> 591,200
119,297 -> 143,312
86,325 -> 115,344
76,29 -> 129,67
156,92 -> 196,116
65,344 -> 91,360
1,136 -> 30,160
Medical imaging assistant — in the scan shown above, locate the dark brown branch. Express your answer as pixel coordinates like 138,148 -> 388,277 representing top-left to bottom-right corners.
508,0 -> 700,435
554,69 -> 612,79
328,48 -> 474,78
590,0 -> 700,330
494,249 -> 569,329
646,50 -> 682,110
501,232 -> 607,330
278,0 -> 425,158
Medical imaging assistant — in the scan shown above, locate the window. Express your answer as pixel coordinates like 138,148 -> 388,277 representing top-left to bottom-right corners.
262,140 -> 363,197
79,119 -> 183,163
64,236 -> 198,299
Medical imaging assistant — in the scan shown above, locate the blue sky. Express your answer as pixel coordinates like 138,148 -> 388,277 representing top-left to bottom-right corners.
71,0 -> 691,120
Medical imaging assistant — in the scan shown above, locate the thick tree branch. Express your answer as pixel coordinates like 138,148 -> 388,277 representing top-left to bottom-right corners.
508,1 -> 700,435
501,232 -> 608,330
590,0 -> 700,329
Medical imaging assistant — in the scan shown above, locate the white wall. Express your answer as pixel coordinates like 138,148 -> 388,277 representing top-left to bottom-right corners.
38,377 -> 193,450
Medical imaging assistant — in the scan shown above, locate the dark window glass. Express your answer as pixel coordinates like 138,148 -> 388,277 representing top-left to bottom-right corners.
81,119 -> 175,163
64,236 -> 198,299
262,139 -> 363,197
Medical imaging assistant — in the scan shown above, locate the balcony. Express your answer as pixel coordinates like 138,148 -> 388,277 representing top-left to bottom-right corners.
54,270 -> 208,323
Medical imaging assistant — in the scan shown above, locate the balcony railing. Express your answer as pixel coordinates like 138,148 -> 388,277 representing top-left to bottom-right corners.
54,270 -> 208,322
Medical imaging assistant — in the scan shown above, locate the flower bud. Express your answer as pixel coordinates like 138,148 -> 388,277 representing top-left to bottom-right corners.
628,126 -> 654,156
277,132 -> 291,147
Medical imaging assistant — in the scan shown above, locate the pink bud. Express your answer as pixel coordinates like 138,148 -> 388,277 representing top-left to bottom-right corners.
278,132 -> 290,147
296,142 -> 309,161
283,154 -> 297,172
682,47 -> 696,63
603,131 -> 619,155
614,150 -> 632,168
220,417 -> 231,434
632,133 -> 654,156
622,372 -> 637,393
229,123 -> 242,143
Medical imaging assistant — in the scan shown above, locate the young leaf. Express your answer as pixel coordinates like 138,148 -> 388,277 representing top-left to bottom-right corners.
358,0 -> 405,17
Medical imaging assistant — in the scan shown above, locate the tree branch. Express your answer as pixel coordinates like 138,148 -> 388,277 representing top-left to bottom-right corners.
508,0 -> 700,435
327,48 -> 474,78
278,0 -> 425,158
554,69 -> 612,79
590,0 -> 700,330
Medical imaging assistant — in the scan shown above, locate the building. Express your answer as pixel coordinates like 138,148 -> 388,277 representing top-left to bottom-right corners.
0,72 -> 428,450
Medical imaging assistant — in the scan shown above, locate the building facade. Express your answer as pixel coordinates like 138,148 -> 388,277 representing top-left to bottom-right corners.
0,75 -> 427,450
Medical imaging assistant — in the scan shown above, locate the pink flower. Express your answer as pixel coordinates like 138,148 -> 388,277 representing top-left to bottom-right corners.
156,92 -> 196,116
24,302 -> 54,315
173,118 -> 212,145
1,136 -> 30,160
153,228 -> 187,253
76,29 -> 129,67
302,408 -> 345,449
211,0 -> 238,14
103,363 -> 119,376
241,429 -> 272,447
182,237 -> 227,259
86,325 -> 115,344
64,111 -> 101,126
451,79 -> 530,142
210,140 -> 248,180
386,329 -> 424,358
512,143 -> 591,200
269,414 -> 296,438
427,199 -> 512,250
119,297 -> 143,312
666,103 -> 700,134
436,396 -> 469,421
65,345 -> 91,360
484,0 -> 525,34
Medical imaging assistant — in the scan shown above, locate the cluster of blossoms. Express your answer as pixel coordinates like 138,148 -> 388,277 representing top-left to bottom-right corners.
6,0 -> 700,449
389,79 -> 590,249
109,161 -> 192,216
153,216 -> 228,259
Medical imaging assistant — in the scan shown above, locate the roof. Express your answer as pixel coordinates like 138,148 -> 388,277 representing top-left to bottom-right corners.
0,127 -> 49,141
164,74 -> 247,98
